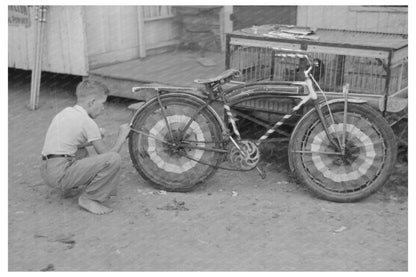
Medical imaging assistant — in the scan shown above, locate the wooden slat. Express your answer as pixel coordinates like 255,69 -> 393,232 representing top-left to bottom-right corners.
306,45 -> 389,59
9,6 -> 88,75
297,6 -> 408,35
230,37 -> 301,50
390,46 -> 408,67
90,51 -> 226,96
137,6 -> 146,58
85,6 -> 141,67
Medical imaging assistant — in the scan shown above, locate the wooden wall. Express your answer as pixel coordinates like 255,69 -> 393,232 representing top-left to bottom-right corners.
9,6 -> 226,75
297,6 -> 408,34
85,6 -> 180,68
232,6 -> 297,30
9,6 -> 182,74
142,6 -> 179,54
8,6 -> 88,75
84,6 -> 140,69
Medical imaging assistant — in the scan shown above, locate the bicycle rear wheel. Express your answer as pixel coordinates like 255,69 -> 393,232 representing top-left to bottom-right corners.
128,94 -> 224,192
288,102 -> 397,202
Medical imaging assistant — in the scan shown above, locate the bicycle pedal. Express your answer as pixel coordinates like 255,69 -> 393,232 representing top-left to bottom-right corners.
256,166 -> 266,179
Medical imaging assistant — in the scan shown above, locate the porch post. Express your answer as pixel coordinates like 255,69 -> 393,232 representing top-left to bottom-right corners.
220,6 -> 233,52
29,6 -> 47,110
137,6 -> 146,58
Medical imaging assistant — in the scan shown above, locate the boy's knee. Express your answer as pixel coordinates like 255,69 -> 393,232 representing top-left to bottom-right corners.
105,152 -> 121,167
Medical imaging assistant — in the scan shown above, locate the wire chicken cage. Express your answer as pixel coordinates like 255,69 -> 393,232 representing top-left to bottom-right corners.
225,25 -> 408,112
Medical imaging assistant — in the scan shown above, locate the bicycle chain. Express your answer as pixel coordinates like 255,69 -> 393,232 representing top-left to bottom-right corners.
179,150 -> 255,172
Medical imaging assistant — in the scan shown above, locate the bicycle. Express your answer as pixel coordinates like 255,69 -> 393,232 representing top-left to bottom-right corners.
128,48 -> 397,202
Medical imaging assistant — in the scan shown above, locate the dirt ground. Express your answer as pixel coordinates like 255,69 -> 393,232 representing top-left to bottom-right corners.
8,70 -> 408,271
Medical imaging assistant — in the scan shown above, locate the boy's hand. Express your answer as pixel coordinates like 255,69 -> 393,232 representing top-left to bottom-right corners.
99,128 -> 106,138
119,123 -> 131,141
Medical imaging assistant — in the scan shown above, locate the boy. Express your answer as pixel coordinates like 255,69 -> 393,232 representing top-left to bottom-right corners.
40,80 -> 130,215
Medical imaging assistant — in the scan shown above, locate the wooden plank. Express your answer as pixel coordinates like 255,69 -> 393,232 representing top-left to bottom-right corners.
90,51 -> 226,88
299,6 -> 351,29
80,7 -> 90,74
349,6 -> 408,13
307,45 -> 389,59
296,6 -> 309,27
29,7 -> 42,110
297,6 -> 407,35
386,12 -> 408,34
144,15 -> 175,22
85,6 -> 140,65
47,7 -> 88,75
220,6 -> 233,52
145,39 -> 179,52
9,6 -> 88,75
356,11 -> 380,32
108,7 -> 120,51
88,46 -> 141,69
143,17 -> 178,50
88,49 -> 387,112
120,8 -> 140,49
138,6 -> 146,58
84,6 -> 105,54
8,6 -> 36,70
230,37 -> 301,50
390,46 -> 408,67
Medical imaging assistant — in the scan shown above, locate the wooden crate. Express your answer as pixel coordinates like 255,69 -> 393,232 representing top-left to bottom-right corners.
225,25 -> 408,112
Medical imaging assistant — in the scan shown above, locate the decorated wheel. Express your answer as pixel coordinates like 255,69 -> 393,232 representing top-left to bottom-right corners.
128,94 -> 224,192
288,102 -> 397,202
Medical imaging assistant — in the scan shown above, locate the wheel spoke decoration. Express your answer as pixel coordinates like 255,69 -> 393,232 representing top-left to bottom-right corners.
147,114 -> 205,173
301,112 -> 385,193
129,98 -> 224,192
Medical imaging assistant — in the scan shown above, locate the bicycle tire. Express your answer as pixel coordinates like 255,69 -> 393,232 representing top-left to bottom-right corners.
288,102 -> 397,202
128,94 -> 224,192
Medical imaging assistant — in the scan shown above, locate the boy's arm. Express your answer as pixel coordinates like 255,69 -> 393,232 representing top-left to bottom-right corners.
78,142 -> 93,148
78,128 -> 105,151
91,124 -> 130,154
91,139 -> 108,154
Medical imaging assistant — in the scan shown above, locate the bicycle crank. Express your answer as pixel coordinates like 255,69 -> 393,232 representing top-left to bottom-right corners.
228,140 -> 260,170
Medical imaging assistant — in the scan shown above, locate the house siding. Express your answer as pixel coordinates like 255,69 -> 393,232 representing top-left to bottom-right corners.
297,6 -> 408,34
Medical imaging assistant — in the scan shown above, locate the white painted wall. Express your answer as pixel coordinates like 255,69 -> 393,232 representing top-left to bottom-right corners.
297,6 -> 407,34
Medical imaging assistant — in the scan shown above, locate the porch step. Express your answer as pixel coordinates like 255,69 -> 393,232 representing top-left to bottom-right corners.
88,73 -> 164,101
88,50 -> 226,101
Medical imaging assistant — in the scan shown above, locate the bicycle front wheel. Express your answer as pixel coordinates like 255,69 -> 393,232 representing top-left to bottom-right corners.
128,94 -> 224,192
288,102 -> 397,202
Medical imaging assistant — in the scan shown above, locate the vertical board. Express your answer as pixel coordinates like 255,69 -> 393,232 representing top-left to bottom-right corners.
8,6 -> 88,75
43,7 -> 88,75
232,6 -> 297,30
142,6 -> 179,51
356,11 -> 380,31
143,19 -> 179,50
220,6 -> 233,51
8,7 -> 34,70
84,6 -> 140,68
385,12 -> 408,34
297,6 -> 408,34
85,5 -> 179,68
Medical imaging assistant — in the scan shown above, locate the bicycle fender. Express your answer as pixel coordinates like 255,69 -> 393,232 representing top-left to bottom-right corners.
294,98 -> 368,131
288,98 -> 368,172
129,92 -> 227,133
319,98 -> 367,109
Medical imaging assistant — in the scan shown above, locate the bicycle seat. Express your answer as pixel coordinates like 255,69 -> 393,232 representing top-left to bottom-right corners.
194,69 -> 240,85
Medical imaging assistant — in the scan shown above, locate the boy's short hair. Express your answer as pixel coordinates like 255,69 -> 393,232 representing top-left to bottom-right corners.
76,80 -> 109,101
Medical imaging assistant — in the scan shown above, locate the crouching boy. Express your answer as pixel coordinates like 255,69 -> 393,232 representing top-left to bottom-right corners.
40,80 -> 130,215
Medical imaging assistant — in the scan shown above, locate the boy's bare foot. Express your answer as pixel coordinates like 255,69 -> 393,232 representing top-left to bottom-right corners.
78,195 -> 113,215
